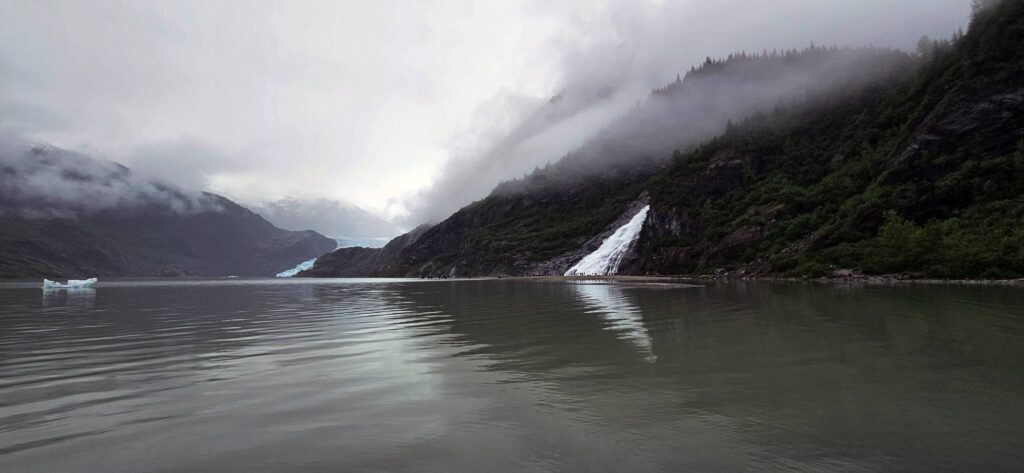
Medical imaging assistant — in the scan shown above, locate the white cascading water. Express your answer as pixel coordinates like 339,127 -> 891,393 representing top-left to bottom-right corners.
564,205 -> 650,276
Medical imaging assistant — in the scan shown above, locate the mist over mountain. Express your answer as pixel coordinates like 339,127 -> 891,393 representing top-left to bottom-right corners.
305,44 -> 918,277
0,1 -> 968,224
491,45 -> 917,197
405,44 -> 915,225
0,0 -> 1006,282
254,198 -> 400,238
0,136 -> 335,278
308,0 -> 1024,280
0,134 -> 219,219
398,1 -> 968,225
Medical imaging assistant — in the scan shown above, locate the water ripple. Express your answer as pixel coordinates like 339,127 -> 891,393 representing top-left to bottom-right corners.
0,279 -> 1022,472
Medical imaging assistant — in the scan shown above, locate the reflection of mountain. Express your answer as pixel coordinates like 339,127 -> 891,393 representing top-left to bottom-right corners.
569,282 -> 656,362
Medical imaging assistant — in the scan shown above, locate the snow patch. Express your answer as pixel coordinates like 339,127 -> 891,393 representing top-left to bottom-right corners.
565,205 -> 650,276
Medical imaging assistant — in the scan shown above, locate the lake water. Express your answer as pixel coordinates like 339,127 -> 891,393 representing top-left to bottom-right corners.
1,279 -> 1023,472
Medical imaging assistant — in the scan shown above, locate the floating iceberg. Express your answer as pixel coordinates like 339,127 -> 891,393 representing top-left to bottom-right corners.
276,258 -> 317,278
565,205 -> 650,276
42,278 -> 98,289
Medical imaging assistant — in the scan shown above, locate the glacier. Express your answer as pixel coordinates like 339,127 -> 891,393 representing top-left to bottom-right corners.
276,258 -> 317,278
42,278 -> 97,289
335,236 -> 390,249
565,205 -> 650,276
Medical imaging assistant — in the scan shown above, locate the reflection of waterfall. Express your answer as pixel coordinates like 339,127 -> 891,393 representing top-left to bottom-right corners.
570,282 -> 656,363
565,205 -> 650,276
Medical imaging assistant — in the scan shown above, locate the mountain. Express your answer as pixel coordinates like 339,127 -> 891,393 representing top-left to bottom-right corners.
0,140 -> 336,278
306,0 -> 1024,279
299,225 -> 432,277
254,198 -> 399,238
637,0 -> 1024,279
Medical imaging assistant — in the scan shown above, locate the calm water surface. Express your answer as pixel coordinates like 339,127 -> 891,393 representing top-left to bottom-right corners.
1,279 -> 1023,472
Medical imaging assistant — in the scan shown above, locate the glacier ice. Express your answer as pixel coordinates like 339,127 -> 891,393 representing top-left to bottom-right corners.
335,236 -> 390,249
565,205 -> 650,276
276,258 -> 317,278
42,278 -> 97,289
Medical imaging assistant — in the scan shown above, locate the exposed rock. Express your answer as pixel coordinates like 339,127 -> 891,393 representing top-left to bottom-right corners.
897,88 -> 1024,164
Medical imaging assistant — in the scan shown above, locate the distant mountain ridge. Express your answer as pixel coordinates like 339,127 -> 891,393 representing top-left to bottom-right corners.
254,198 -> 398,238
0,139 -> 336,278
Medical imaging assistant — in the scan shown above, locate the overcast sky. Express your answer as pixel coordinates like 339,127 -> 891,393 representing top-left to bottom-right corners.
0,0 -> 970,224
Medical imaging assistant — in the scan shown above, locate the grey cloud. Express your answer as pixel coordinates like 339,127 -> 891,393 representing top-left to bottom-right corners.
0,1 -> 970,227
400,0 -> 970,225
125,139 -> 240,192
0,133 -> 218,218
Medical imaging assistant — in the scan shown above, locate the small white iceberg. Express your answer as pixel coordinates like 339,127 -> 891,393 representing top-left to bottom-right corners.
42,278 -> 98,289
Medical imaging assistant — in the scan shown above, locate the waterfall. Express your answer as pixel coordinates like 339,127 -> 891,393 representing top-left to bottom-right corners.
565,205 -> 650,276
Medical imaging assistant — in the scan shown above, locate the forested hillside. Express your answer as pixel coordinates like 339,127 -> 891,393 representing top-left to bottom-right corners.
308,0 -> 1023,279
639,0 -> 1024,278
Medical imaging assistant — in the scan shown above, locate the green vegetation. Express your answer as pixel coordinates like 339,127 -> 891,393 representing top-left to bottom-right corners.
467,176 -> 647,262
642,0 -> 1024,278
347,0 -> 1023,279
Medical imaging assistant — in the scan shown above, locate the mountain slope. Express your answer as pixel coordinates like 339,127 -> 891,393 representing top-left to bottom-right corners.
309,0 -> 1024,280
298,224 -> 432,277
0,141 -> 336,278
639,0 -> 1024,278
306,50 -> 919,277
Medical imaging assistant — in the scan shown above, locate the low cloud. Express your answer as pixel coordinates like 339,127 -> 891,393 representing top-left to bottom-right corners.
399,0 -> 969,225
0,133 -> 217,218
0,1 -> 969,226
